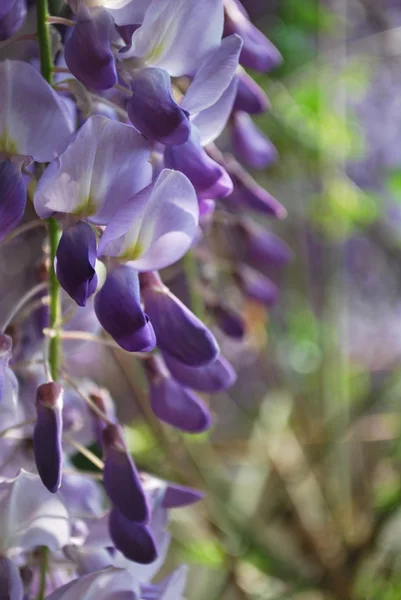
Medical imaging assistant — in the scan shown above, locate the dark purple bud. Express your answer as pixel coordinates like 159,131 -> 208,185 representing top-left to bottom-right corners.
144,356 -> 212,433
233,72 -> 270,115
33,382 -> 63,493
224,159 -> 287,218
237,266 -> 278,306
224,1 -> 282,72
164,129 -> 233,201
102,424 -> 149,523
0,557 -> 23,600
0,333 -> 12,403
94,265 -> 156,352
231,112 -> 278,170
163,352 -> 236,393
141,277 -> 219,366
163,483 -> 205,508
128,68 -> 191,146
0,0 -> 26,41
0,160 -> 26,242
210,303 -> 245,339
240,221 -> 292,267
65,7 -> 117,91
109,507 -> 157,564
56,221 -> 98,307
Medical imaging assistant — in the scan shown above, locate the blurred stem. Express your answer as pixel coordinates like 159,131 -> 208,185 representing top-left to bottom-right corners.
36,546 -> 48,600
36,0 -> 61,380
182,251 -> 206,321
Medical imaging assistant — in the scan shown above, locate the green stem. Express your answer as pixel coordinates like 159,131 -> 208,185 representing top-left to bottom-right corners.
182,251 -> 205,321
36,0 -> 61,381
37,546 -> 49,600
36,0 -> 53,85
47,217 -> 61,380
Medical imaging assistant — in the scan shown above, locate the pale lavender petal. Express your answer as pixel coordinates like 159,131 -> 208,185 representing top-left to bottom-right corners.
0,60 -> 73,162
0,557 -> 23,600
106,0 -> 150,25
0,333 -> 12,403
182,34 -> 242,116
0,160 -> 26,242
94,265 -> 156,352
99,170 -> 199,271
163,353 -> 236,393
192,77 -> 238,146
120,0 -> 224,76
65,7 -> 117,91
56,221 -> 98,307
34,115 -> 152,223
45,568 -> 139,600
128,68 -> 190,145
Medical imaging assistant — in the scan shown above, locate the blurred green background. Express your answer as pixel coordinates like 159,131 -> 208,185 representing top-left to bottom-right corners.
93,2 -> 401,598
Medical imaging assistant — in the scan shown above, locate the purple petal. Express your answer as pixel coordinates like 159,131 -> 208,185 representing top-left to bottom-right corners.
224,161 -> 287,218
0,160 -> 26,242
0,0 -> 26,41
0,557 -> 23,600
94,265 -> 156,352
181,34 -> 242,116
241,221 -> 292,267
33,382 -> 64,493
210,303 -> 245,339
224,0 -> 282,72
102,424 -> 150,523
109,507 -> 158,564
164,128 -> 233,201
128,68 -> 190,145
162,483 -> 204,508
34,115 -> 152,223
0,60 -> 73,162
65,7 -> 117,91
145,358 -> 212,433
163,353 -> 236,393
98,169 -> 199,271
56,221 -> 98,307
142,285 -> 219,366
0,333 -> 12,403
141,566 -> 188,600
231,112 -> 278,169
120,0 -> 224,77
237,266 -> 279,306
233,71 -> 270,115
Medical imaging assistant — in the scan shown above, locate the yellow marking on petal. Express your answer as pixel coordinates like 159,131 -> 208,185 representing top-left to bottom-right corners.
145,41 -> 165,64
0,131 -> 18,155
120,240 -> 143,261
73,196 -> 97,219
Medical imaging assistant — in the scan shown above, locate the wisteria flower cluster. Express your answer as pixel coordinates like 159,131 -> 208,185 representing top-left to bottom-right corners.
0,0 -> 290,597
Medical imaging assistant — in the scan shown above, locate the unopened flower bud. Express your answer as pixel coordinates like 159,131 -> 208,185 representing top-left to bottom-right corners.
33,382 -> 64,493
